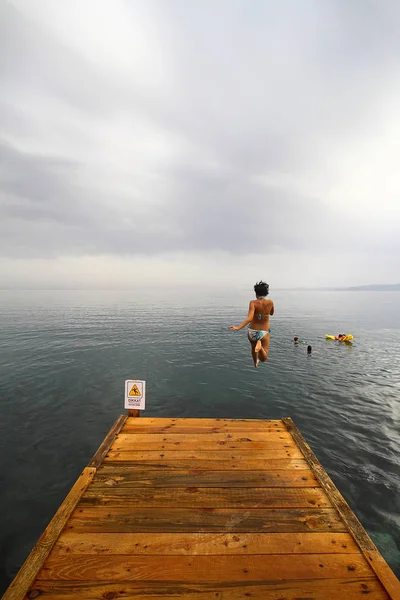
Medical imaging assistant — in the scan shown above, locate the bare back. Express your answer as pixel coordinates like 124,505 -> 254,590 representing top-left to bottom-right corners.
249,298 -> 274,330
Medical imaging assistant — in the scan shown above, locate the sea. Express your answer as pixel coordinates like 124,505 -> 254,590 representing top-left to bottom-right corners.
0,288 -> 399,592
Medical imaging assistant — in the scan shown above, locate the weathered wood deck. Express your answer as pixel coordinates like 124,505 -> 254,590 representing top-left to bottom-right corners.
3,416 -> 400,600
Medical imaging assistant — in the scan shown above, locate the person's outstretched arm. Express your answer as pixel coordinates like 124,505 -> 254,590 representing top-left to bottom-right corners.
229,302 -> 255,331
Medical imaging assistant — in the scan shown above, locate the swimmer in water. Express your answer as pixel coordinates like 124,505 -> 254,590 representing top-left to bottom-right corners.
229,281 -> 274,367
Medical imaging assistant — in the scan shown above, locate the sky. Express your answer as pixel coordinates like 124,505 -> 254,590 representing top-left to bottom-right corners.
1,0 -> 400,289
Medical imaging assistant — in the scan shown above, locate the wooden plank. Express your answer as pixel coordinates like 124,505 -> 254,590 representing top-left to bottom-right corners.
37,553 -> 373,582
117,432 -> 293,442
104,448 -> 304,461
27,577 -> 391,599
88,415 -> 127,468
122,424 -> 288,433
67,506 -> 347,533
102,455 -> 307,467
115,432 -> 293,443
80,486 -> 331,509
283,417 -> 400,600
113,432 -> 295,450
124,417 -> 284,422
123,417 -> 284,428
111,443 -> 297,453
26,577 -> 391,600
101,457 -> 309,470
53,531 -> 360,556
2,467 -> 95,600
92,467 -> 318,488
105,447 -> 304,459
363,552 -> 400,600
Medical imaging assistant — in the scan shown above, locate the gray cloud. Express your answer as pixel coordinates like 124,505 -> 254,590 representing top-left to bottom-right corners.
1,0 -> 400,279
0,141 -> 368,259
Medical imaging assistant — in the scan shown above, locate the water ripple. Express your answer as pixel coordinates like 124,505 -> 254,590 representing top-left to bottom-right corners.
0,289 -> 400,589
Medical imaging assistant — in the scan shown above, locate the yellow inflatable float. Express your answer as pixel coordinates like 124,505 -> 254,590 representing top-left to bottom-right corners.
325,334 -> 354,342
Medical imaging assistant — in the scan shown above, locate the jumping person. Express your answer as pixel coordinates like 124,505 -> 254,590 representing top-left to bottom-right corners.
229,281 -> 274,367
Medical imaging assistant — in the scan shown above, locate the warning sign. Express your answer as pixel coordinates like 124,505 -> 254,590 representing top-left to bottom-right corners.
124,380 -> 145,410
129,384 -> 141,397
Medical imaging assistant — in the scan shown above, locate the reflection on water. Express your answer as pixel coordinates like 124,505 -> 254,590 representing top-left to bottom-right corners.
0,289 -> 399,591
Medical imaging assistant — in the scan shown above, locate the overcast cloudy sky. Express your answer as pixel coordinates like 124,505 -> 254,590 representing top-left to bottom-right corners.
1,0 -> 399,288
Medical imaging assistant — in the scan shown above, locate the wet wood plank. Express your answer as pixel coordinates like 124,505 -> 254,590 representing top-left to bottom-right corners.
101,456 -> 309,470
27,577 -> 390,600
111,431 -> 293,449
114,432 -> 294,446
38,553 -> 372,582
122,417 -> 285,431
112,440 -> 296,452
92,467 -> 318,488
67,506 -> 347,533
104,447 -> 304,460
53,531 -> 360,556
124,417 -> 284,423
122,425 -> 289,434
80,486 -> 331,508
107,443 -> 295,453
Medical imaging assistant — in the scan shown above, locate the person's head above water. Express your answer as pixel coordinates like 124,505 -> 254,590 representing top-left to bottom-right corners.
254,281 -> 269,298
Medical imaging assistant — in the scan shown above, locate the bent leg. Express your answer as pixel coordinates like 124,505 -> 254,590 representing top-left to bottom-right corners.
248,333 -> 259,367
261,333 -> 271,360
258,346 -> 268,362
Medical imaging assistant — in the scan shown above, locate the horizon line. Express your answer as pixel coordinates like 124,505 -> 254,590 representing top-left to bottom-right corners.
1,283 -> 400,292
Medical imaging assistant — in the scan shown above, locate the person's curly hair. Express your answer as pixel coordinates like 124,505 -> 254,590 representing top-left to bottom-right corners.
254,281 -> 269,297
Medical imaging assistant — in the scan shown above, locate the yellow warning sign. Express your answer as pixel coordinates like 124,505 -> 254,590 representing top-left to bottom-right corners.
125,379 -> 145,410
129,383 -> 141,397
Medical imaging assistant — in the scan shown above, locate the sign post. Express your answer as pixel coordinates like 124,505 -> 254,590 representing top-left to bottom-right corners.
125,380 -> 146,417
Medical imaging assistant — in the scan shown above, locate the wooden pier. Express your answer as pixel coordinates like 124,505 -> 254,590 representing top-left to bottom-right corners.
3,416 -> 400,600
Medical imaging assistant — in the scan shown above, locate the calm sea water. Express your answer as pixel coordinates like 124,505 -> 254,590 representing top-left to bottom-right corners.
0,288 -> 399,591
